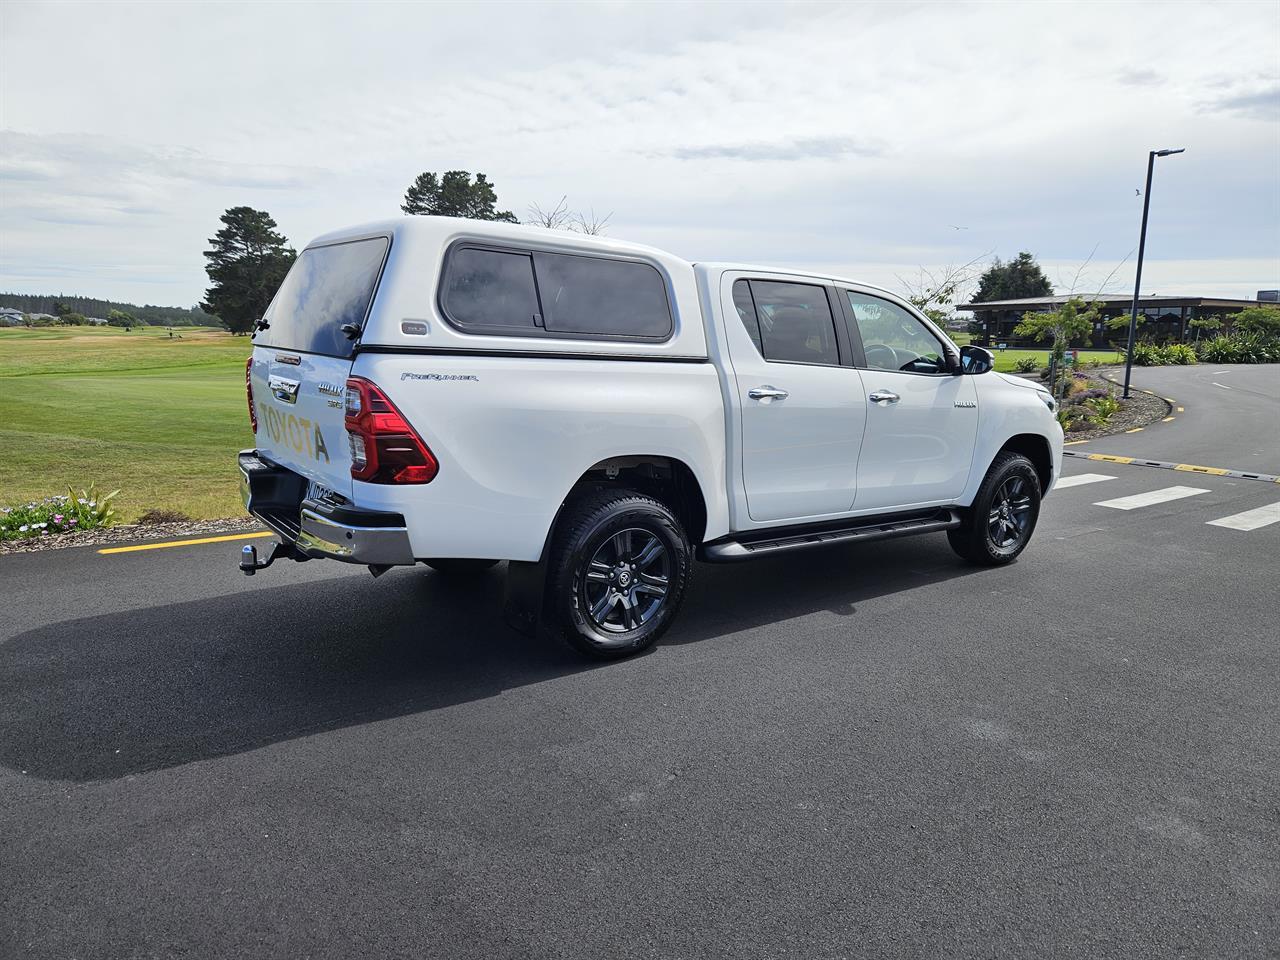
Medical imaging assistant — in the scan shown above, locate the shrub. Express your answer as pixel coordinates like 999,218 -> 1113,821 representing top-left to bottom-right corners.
1196,333 -> 1280,364
1129,342 -> 1167,366
1013,356 -> 1039,373
1130,341 -> 1199,366
0,484 -> 119,541
1087,395 -> 1122,425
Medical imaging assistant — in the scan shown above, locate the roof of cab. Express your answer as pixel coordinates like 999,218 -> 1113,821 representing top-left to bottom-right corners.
305,215 -> 685,264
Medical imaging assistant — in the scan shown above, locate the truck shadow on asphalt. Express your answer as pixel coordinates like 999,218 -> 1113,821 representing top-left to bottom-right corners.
0,538 -> 981,782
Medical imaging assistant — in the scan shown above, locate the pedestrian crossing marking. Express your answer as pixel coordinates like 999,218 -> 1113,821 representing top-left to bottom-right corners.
1056,473 -> 1117,489
1094,486 -> 1210,511
1206,503 -> 1280,532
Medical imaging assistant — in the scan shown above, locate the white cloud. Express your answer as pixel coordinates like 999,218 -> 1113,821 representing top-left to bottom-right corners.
1,0 -> 1277,304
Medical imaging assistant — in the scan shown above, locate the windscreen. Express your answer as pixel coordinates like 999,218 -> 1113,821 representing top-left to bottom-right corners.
257,237 -> 389,357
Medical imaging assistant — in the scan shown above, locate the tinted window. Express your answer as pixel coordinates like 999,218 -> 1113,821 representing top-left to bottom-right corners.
845,292 -> 946,373
732,279 -> 762,352
259,237 -> 388,358
444,247 -> 540,331
750,280 -> 839,365
532,252 -> 671,339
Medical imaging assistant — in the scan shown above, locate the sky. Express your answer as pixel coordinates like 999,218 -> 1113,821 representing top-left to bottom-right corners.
2,0 -> 1278,309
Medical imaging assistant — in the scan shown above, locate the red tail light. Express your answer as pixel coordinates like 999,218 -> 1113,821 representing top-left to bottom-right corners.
344,377 -> 438,484
245,357 -> 258,434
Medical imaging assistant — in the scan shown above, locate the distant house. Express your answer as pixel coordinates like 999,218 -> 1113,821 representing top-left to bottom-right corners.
85,317 -> 109,326
0,308 -> 25,326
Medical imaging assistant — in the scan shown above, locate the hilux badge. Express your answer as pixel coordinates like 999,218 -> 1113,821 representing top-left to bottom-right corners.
954,400 -> 977,408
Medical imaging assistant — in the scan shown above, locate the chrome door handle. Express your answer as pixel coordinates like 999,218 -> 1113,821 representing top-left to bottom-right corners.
869,390 -> 900,404
748,385 -> 789,401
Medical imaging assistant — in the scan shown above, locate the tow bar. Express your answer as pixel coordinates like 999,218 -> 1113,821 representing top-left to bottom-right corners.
239,540 -> 304,575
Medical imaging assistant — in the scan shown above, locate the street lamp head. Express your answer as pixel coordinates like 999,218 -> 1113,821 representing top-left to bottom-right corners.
1154,148 -> 1186,157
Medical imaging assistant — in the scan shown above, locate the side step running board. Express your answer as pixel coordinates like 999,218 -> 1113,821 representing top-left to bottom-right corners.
700,509 -> 962,563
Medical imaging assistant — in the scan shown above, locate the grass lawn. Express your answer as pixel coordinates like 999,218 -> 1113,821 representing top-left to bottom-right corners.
988,347 -> 1123,373
1,327 -> 253,521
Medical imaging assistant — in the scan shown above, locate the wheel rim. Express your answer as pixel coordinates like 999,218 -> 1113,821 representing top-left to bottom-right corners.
987,476 -> 1034,549
581,527 -> 670,633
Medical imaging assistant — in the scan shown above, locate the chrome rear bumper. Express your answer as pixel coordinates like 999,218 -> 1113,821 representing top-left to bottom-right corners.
238,449 -> 414,566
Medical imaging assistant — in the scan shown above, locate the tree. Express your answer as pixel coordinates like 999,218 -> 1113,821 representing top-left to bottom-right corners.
401,170 -> 518,222
1015,297 -> 1099,398
972,252 -> 1054,303
106,309 -> 136,329
201,206 -> 296,335
525,195 -> 614,235
60,311 -> 86,325
1188,315 -> 1221,343
1233,305 -> 1280,338
898,253 -> 988,327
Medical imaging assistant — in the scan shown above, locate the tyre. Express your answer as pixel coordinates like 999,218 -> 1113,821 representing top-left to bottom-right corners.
422,558 -> 500,575
948,452 -> 1042,565
547,488 -> 692,659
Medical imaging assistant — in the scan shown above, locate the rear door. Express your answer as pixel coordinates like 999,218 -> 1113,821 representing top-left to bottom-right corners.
724,276 -> 867,523
249,235 -> 390,499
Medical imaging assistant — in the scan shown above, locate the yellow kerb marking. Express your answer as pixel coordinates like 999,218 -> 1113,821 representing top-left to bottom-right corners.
1063,440 -> 1090,445
1162,416 -> 1176,422
1125,427 -> 1144,433
1089,454 -> 1134,464
1163,397 -> 1176,403
99,531 -> 272,555
1173,464 -> 1229,476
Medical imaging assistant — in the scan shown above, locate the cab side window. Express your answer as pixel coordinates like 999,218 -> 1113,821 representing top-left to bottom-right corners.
845,292 -> 947,374
740,280 -> 840,366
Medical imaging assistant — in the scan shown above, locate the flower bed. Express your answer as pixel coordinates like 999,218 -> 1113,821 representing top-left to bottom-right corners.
1,486 -> 118,542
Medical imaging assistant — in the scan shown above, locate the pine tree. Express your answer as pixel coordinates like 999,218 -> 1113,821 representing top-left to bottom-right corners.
400,170 -> 518,222
201,207 -> 297,334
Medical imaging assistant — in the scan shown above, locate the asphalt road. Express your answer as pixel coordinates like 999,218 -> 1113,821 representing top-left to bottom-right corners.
3,365 -> 1278,959
1085,363 -> 1280,472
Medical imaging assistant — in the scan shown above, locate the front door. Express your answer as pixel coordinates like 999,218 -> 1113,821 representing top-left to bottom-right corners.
840,289 -> 978,510
725,277 -> 867,523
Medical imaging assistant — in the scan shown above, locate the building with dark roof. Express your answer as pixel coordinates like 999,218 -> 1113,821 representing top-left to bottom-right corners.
957,294 -> 1272,346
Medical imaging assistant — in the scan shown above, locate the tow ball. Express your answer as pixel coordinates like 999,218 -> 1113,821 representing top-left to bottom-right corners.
239,540 -> 302,575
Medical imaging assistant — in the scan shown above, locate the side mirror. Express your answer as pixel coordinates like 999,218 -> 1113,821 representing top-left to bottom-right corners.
960,344 -> 994,375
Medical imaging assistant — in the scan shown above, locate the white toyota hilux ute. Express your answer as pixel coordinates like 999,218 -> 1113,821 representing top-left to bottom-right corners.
239,216 -> 1063,659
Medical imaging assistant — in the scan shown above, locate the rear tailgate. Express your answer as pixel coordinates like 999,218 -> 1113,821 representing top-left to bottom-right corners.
247,234 -> 391,499
250,348 -> 354,498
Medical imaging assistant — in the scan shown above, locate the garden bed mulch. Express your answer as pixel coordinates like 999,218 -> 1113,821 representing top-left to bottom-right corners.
0,515 -> 263,556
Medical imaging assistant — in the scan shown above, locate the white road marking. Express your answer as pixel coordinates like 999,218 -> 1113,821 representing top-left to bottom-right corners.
1206,502 -> 1280,532
1055,473 -> 1117,489
1094,486 -> 1211,511
1212,382 -> 1232,390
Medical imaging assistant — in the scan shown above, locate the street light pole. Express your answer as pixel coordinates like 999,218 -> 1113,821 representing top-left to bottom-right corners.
1123,147 -> 1185,399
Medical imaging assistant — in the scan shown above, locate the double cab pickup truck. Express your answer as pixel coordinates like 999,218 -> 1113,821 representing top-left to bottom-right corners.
239,217 -> 1063,659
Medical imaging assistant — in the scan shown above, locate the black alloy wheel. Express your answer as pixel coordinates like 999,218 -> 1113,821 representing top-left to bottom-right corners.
948,451 -> 1042,565
581,527 -> 671,633
987,475 -> 1034,550
548,489 -> 692,659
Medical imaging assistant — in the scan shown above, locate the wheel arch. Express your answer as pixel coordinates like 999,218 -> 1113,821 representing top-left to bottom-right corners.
997,433 -> 1053,491
539,455 -> 709,561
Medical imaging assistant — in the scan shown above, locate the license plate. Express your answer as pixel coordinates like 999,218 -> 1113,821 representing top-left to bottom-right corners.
307,480 -> 337,503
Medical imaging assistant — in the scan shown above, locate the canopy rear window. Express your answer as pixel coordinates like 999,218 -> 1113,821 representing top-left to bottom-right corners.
257,237 -> 389,358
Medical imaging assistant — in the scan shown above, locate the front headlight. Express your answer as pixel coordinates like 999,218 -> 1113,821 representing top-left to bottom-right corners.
1037,391 -> 1057,413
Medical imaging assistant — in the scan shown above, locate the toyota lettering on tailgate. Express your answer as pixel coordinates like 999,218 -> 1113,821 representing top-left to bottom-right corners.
260,404 -> 331,463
